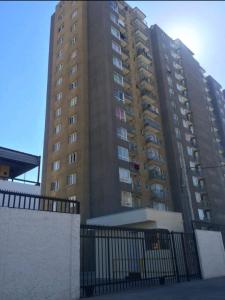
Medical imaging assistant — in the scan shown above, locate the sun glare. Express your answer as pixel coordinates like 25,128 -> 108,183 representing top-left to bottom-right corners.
168,26 -> 202,56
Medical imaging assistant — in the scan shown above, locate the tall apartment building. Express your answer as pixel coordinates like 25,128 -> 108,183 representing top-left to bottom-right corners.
150,25 -> 225,230
42,1 -> 173,221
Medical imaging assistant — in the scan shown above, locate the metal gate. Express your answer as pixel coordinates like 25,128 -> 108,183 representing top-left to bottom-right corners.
80,225 -> 201,297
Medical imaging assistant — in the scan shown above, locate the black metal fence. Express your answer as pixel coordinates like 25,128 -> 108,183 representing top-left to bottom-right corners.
80,225 -> 201,297
0,189 -> 80,214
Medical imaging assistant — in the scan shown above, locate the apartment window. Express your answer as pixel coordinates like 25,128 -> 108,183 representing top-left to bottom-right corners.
183,120 -> 189,128
119,168 -> 131,184
58,23 -> 64,33
71,50 -> 77,60
151,184 -> 164,198
112,41 -> 121,54
68,115 -> 76,125
71,9 -> 78,19
116,107 -> 126,122
70,96 -> 78,107
68,132 -> 77,144
113,72 -> 123,85
192,176 -> 199,187
52,160 -> 60,171
111,26 -> 120,40
57,49 -> 63,59
56,63 -> 63,73
53,142 -> 61,152
198,209 -> 205,221
168,88 -> 174,96
54,124 -> 61,134
153,202 -> 166,211
71,23 -> 76,32
117,127 -> 128,141
56,77 -> 63,86
69,81 -> 78,90
187,146 -> 193,156
57,36 -> 63,45
114,89 -> 124,101
110,1 -> 119,13
56,92 -> 62,101
71,36 -> 76,46
55,107 -> 62,118
175,127 -> 181,139
113,56 -> 122,70
121,191 -> 133,207
195,192 -> 201,203
118,146 -> 129,162
67,173 -> 76,185
147,148 -> 159,160
70,65 -> 78,75
68,152 -> 77,164
110,13 -> 118,25
57,14 -> 63,22
51,180 -> 59,192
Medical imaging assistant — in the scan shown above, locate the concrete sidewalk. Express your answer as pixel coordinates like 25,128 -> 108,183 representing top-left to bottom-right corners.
83,277 -> 225,300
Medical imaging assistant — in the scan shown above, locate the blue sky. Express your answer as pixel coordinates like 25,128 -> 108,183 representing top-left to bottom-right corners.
0,1 -> 224,180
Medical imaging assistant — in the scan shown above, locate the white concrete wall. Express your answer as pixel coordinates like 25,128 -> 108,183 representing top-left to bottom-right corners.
195,229 -> 225,279
0,179 -> 40,194
0,207 -> 80,300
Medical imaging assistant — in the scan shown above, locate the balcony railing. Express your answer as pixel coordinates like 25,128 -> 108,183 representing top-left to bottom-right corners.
149,171 -> 167,181
0,189 -> 80,214
144,118 -> 161,130
137,48 -> 152,61
144,134 -> 161,145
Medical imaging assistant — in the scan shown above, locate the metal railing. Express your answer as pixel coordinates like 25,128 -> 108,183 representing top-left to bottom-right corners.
80,225 -> 201,297
0,189 -> 80,214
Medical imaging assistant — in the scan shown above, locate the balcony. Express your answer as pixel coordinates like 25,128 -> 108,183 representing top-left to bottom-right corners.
135,36 -> 149,50
124,92 -> 133,104
122,61 -> 130,75
149,170 -> 167,181
144,117 -> 160,131
130,161 -> 140,173
121,46 -> 129,60
132,183 -> 142,196
129,142 -> 138,157
151,190 -> 167,201
127,125 -> 136,138
144,134 -> 161,147
141,89 -> 157,103
139,77 -> 155,93
120,32 -> 127,46
123,76 -> 131,90
136,48 -> 152,63
142,102 -> 159,119
125,106 -> 135,121
137,62 -> 152,76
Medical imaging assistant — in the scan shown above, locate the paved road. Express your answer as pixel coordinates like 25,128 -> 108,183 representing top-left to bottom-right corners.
83,277 -> 225,300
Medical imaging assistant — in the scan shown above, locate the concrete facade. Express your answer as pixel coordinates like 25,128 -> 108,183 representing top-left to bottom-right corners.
0,208 -> 80,300
195,229 -> 225,279
87,208 -> 184,232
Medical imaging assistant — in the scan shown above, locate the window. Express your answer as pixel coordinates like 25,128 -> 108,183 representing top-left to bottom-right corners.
118,146 -> 129,162
68,152 -> 77,164
112,41 -> 121,54
110,13 -> 118,24
57,49 -> 63,59
56,63 -> 63,73
55,107 -> 61,118
175,127 -> 181,139
198,209 -> 205,221
58,23 -> 64,33
70,96 -> 78,107
147,148 -> 160,160
151,184 -> 164,198
187,146 -> 193,156
51,180 -> 59,192
121,191 -> 133,207
110,1 -> 118,13
71,50 -> 77,60
113,72 -> 123,85
68,132 -> 77,144
70,65 -> 78,75
195,192 -> 201,203
69,81 -> 78,90
71,36 -> 76,46
119,168 -> 131,184
183,120 -> 189,128
54,124 -> 61,134
71,23 -> 76,32
53,142 -> 60,152
114,89 -> 124,101
116,107 -> 126,122
67,173 -> 76,185
52,160 -> 60,171
68,195 -> 77,201
56,92 -> 62,101
68,115 -> 76,125
111,26 -> 120,40
57,36 -> 63,45
153,202 -> 166,211
113,56 -> 122,70
56,77 -> 63,86
117,127 -> 128,141
71,9 -> 77,19
192,176 -> 199,187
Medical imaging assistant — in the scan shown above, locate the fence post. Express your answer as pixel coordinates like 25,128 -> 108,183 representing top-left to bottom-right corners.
181,233 -> 190,281
171,232 -> 180,283
141,237 -> 147,279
